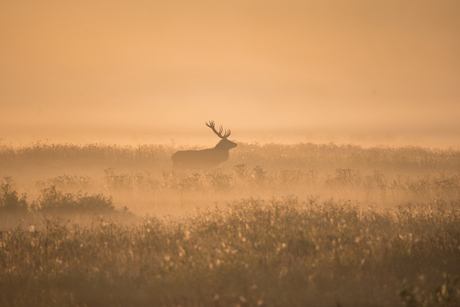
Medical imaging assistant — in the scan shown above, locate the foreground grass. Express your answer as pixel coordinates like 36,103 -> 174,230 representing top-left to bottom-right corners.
1,141 -> 459,306
1,198 -> 459,307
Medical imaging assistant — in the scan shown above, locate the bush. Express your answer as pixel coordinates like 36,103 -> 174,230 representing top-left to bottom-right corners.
0,183 -> 28,213
32,186 -> 115,214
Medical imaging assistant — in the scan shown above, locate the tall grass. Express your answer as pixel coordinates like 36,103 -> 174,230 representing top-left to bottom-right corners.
1,198 -> 459,306
0,141 -> 459,306
1,142 -> 459,174
1,143 -> 459,216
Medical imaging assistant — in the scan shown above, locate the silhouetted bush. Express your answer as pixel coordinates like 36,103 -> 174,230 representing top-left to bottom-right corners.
32,186 -> 115,214
0,183 -> 28,213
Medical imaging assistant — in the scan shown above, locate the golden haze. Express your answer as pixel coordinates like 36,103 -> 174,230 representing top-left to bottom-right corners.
1,0 -> 459,146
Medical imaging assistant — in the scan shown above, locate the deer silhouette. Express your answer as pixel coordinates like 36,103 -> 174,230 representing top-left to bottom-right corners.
172,121 -> 237,169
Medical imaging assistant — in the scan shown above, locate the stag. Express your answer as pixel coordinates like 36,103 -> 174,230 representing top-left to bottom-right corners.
172,121 -> 237,169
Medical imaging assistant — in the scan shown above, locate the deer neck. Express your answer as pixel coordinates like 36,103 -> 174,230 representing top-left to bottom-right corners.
214,140 -> 229,151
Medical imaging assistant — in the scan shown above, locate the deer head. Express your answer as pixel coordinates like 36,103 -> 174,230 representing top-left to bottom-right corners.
206,121 -> 237,150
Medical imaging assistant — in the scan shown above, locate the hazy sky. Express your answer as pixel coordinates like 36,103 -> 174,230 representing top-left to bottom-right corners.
1,0 -> 459,145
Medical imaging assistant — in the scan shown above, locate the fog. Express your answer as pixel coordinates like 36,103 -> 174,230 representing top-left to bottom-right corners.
1,0 -> 459,147
2,4 -> 460,302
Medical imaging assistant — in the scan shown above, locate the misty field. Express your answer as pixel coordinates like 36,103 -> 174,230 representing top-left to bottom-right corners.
1,142 -> 460,306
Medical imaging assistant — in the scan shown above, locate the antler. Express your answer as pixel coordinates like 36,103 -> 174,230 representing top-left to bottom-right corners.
206,121 -> 231,139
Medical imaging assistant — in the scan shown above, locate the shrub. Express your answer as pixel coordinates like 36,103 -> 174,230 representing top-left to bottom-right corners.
32,186 -> 115,214
0,183 -> 28,213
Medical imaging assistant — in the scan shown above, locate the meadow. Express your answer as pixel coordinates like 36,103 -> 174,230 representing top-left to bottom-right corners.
1,141 -> 460,306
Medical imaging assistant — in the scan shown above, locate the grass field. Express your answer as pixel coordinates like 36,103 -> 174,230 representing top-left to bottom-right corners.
1,141 -> 460,306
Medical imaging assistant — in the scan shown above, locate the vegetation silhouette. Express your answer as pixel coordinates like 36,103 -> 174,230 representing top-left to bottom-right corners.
1,142 -> 460,306
172,121 -> 237,169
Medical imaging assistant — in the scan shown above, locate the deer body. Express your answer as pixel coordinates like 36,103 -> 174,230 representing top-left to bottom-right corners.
172,122 -> 237,170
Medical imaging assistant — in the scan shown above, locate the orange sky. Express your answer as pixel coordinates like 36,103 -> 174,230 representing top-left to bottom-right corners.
1,0 -> 459,146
